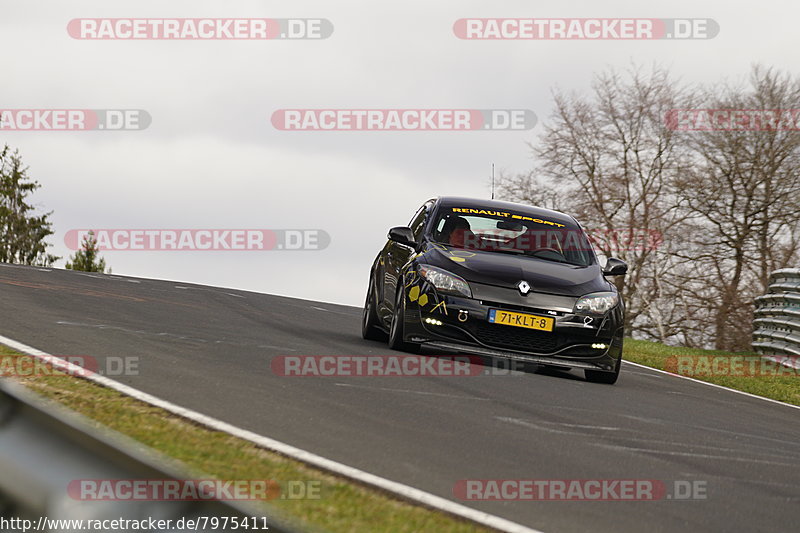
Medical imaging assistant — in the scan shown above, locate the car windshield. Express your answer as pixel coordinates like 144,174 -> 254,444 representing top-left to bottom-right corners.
430,208 -> 596,267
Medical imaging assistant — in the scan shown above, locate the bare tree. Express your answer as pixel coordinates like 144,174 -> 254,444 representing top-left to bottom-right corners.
673,66 -> 800,350
497,65 -> 694,340
498,64 -> 800,350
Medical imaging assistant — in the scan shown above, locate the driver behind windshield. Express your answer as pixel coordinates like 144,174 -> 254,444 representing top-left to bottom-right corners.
442,216 -> 480,249
433,210 -> 595,266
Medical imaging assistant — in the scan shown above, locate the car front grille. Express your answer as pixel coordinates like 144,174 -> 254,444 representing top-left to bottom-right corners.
473,322 -> 562,353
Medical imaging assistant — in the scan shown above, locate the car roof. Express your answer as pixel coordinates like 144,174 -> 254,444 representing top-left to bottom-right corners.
434,196 -> 579,227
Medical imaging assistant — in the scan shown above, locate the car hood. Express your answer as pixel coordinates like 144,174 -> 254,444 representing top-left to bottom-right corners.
418,243 -> 611,297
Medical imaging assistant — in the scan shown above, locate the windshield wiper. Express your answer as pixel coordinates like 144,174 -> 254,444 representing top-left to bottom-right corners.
432,241 -> 581,265
485,247 -> 526,255
520,250 -> 573,264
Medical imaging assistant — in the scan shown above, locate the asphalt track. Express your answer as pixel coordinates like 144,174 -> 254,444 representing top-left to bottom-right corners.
1,264 -> 798,533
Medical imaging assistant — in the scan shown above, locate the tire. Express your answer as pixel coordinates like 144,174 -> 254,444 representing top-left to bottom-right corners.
362,275 -> 387,341
388,283 -> 417,352
584,357 -> 621,384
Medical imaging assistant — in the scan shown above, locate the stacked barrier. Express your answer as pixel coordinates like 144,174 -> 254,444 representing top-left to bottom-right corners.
753,268 -> 800,367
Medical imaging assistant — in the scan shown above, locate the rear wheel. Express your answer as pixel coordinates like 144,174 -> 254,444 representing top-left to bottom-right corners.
584,357 -> 621,384
388,283 -> 417,352
362,275 -> 387,341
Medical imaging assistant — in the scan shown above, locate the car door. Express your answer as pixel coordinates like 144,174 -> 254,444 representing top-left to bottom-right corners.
382,201 -> 432,315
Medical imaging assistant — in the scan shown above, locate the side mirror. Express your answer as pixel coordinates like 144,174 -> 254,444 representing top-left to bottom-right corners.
603,257 -> 628,276
388,226 -> 416,248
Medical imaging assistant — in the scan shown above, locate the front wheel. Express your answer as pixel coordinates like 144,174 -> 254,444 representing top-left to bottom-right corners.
388,283 -> 417,352
584,357 -> 621,384
362,276 -> 387,341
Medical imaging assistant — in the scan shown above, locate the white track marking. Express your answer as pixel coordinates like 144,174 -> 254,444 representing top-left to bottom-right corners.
547,422 -> 621,431
334,382 -> 491,400
0,333 -> 544,533
499,417 -> 622,433
593,443 -> 799,468
623,370 -> 663,378
496,416 -> 586,436
595,436 -> 800,462
174,285 -> 244,298
258,345 -> 298,352
622,360 -> 800,410
56,321 -> 208,344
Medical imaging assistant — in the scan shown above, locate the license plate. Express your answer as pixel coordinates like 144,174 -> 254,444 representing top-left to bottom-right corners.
488,309 -> 554,332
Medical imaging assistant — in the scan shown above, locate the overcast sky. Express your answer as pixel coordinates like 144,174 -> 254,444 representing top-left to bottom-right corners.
2,0 -> 797,306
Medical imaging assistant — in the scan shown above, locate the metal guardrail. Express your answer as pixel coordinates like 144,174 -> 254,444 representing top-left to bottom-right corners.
753,268 -> 800,367
0,379 -> 297,533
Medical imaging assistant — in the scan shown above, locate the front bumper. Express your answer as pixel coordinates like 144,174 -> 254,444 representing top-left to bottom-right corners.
402,281 -> 623,371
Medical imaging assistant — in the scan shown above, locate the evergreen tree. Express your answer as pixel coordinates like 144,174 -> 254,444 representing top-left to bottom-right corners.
65,231 -> 108,273
0,145 -> 58,266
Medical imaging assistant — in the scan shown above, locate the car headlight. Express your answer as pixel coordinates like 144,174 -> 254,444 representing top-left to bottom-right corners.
574,291 -> 619,315
417,264 -> 472,298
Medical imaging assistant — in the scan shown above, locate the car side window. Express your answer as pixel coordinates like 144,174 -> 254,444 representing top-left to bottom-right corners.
408,202 -> 433,241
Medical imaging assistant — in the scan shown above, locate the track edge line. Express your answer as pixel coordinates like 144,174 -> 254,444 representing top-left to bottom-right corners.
0,333 -> 544,533
622,360 -> 800,410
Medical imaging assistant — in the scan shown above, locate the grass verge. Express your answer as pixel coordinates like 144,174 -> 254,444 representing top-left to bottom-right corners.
0,344 -> 491,533
623,338 -> 800,405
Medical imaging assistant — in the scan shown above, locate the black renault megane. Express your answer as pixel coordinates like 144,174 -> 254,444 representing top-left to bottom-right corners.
362,197 -> 628,384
